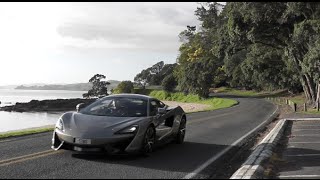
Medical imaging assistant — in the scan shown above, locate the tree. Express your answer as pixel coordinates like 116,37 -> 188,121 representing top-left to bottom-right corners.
114,81 -> 134,94
134,69 -> 149,89
162,74 -> 177,92
134,61 -> 177,87
175,2 -> 226,97
225,2 -> 320,105
83,74 -> 110,98
177,56 -> 217,98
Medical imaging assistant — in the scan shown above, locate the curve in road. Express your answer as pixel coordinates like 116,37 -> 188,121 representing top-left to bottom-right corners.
0,96 -> 276,179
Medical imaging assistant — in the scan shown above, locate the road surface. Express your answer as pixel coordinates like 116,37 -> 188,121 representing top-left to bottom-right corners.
0,96 -> 276,179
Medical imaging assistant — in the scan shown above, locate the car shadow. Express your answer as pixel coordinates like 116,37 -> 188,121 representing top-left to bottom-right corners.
71,141 -> 244,176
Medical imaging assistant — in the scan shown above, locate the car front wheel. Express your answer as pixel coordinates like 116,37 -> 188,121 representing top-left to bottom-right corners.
176,117 -> 186,144
140,126 -> 156,155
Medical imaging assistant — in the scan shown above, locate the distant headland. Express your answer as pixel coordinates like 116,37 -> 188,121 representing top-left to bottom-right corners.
13,80 -> 121,91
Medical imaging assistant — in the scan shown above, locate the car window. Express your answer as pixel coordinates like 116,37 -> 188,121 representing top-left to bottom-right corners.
159,101 -> 166,108
149,100 -> 160,116
149,99 -> 165,116
80,97 -> 148,117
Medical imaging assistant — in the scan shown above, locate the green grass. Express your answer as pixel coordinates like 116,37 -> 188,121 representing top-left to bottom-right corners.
213,87 -> 289,98
289,94 -> 306,104
297,109 -> 320,115
306,109 -> 320,114
214,87 -> 260,96
149,90 -> 238,112
0,127 -> 54,139
213,87 -> 320,115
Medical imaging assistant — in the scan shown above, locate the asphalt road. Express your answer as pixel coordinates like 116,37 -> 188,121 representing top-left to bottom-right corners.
0,96 -> 276,179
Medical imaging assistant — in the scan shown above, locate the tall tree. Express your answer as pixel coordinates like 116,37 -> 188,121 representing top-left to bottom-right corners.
134,61 -> 177,87
83,74 -> 110,98
114,81 -> 134,94
225,2 -> 320,105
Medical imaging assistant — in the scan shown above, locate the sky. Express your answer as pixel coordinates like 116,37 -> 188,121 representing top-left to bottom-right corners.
0,2 -> 208,86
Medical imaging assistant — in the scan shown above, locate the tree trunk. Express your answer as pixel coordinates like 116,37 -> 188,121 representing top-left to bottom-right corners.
290,49 -> 317,105
305,74 -> 317,105
301,76 -> 312,102
316,80 -> 320,104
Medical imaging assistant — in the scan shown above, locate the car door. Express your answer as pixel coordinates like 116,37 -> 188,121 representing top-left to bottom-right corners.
149,99 -> 171,140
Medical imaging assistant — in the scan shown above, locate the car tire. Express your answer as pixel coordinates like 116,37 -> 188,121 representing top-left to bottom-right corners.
176,117 -> 186,144
140,126 -> 156,156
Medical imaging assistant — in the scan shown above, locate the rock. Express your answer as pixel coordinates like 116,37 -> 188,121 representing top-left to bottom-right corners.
0,98 -> 97,112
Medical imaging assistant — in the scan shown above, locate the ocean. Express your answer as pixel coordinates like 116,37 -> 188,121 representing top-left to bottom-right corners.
0,89 -> 86,133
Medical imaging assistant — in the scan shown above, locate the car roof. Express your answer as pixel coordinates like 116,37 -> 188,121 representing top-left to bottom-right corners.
102,93 -> 154,101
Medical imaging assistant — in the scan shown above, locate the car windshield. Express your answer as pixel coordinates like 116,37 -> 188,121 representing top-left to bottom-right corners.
80,97 -> 148,117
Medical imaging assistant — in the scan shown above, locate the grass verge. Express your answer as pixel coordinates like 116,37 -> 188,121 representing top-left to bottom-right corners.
214,87 -> 320,115
0,127 -> 54,139
212,87 -> 290,98
149,90 -> 238,112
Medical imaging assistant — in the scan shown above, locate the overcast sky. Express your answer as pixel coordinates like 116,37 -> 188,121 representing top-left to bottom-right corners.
0,2 -> 205,85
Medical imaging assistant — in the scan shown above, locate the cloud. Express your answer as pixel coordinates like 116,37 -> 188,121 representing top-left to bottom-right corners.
0,2 -> 202,85
56,2 -> 200,53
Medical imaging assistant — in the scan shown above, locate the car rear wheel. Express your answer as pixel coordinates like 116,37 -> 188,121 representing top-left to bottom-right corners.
140,126 -> 156,155
176,117 -> 186,144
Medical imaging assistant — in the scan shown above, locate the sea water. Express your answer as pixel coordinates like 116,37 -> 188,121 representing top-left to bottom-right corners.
0,89 -> 85,132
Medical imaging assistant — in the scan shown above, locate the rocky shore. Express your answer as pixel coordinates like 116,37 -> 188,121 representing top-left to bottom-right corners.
0,97 -> 212,113
0,98 -> 97,112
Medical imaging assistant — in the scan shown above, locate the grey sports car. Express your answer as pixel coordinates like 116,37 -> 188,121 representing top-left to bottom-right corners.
51,94 -> 186,155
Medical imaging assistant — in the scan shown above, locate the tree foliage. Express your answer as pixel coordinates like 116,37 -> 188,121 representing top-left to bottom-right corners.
173,2 -> 320,104
162,74 -> 177,92
83,74 -> 110,98
134,61 -> 177,88
114,81 -> 134,94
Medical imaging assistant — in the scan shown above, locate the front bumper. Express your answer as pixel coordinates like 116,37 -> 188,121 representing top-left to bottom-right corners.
52,130 -> 138,154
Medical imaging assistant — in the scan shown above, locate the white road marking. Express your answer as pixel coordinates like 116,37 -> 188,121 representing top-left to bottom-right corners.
294,125 -> 320,127
279,175 -> 320,178
285,154 -> 320,157
292,134 -> 320,137
287,118 -> 320,121
290,142 -> 320,144
293,129 -> 320,131
182,106 -> 279,179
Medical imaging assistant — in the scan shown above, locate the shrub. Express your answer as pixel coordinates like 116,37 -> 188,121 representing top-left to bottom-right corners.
162,74 -> 177,92
113,81 -> 134,94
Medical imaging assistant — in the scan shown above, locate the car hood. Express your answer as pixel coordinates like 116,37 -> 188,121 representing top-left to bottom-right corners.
61,112 -> 147,138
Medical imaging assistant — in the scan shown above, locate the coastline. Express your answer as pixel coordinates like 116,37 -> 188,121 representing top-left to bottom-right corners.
0,98 -> 97,112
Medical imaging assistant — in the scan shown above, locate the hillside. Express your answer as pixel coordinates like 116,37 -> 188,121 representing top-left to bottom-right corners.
15,80 -> 121,91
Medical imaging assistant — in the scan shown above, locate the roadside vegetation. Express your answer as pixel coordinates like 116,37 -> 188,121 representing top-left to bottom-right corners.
82,3 -> 320,113
149,90 -> 238,112
70,3 -> 320,114
215,87 -> 320,115
0,127 -> 54,139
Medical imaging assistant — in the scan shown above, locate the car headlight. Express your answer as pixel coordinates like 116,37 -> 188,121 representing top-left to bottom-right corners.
56,118 -> 64,131
116,125 -> 138,134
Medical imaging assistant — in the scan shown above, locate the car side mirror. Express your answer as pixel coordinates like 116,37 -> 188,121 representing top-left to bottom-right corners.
76,103 -> 86,112
158,107 -> 167,115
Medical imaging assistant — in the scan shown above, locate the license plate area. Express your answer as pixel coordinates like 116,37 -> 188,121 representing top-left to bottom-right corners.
74,138 -> 92,145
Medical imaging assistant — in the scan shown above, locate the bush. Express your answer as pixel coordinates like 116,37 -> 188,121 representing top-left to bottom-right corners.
149,90 -> 200,102
132,88 -> 153,95
148,90 -> 238,112
162,74 -> 177,92
113,81 -> 134,94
